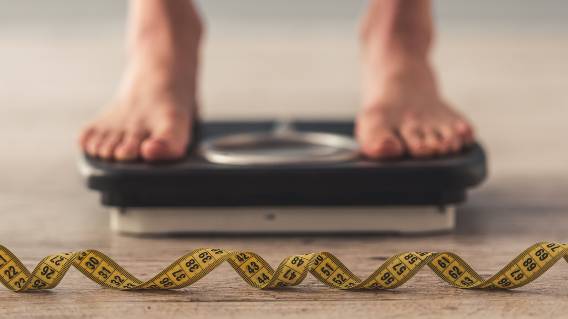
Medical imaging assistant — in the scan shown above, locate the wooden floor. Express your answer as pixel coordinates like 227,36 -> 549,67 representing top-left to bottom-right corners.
0,9 -> 567,319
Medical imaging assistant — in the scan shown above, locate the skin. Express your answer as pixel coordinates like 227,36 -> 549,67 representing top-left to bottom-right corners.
79,0 -> 201,161
79,0 -> 475,161
357,0 -> 474,159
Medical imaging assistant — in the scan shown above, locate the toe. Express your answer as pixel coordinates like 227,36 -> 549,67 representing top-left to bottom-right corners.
79,126 -> 96,150
454,120 -> 475,145
114,132 -> 145,161
356,108 -> 404,159
140,138 -> 186,161
360,129 -> 404,160
85,131 -> 107,157
97,132 -> 124,160
400,125 -> 433,158
437,125 -> 461,154
140,127 -> 188,162
422,128 -> 446,156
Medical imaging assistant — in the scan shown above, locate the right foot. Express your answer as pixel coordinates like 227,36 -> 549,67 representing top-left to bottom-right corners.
79,0 -> 202,162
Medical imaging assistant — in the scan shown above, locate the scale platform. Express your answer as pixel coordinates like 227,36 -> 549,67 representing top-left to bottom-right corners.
80,120 -> 487,235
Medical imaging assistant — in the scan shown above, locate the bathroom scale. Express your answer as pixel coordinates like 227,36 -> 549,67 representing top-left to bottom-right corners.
79,120 -> 487,235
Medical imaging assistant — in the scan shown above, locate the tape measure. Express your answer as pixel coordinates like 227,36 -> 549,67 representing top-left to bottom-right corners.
0,242 -> 566,292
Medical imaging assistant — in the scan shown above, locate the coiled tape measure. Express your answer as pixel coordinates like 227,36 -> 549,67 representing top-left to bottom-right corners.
0,242 -> 566,292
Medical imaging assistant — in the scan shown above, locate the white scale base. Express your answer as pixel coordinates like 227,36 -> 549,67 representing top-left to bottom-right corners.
110,206 -> 456,235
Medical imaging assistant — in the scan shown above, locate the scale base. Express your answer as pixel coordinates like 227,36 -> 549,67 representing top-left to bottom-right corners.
109,206 -> 456,235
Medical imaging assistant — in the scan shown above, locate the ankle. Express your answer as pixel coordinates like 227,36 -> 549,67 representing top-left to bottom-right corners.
365,49 -> 434,88
131,19 -> 203,53
130,0 -> 204,44
361,28 -> 431,64
360,1 -> 433,60
125,15 -> 203,86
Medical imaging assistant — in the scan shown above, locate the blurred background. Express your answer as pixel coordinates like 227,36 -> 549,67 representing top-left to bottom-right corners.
0,1 -> 567,240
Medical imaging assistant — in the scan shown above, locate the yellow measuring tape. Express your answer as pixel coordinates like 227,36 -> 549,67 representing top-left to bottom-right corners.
0,242 -> 566,292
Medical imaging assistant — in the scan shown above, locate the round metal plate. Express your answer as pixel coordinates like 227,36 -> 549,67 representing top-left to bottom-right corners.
200,131 -> 359,165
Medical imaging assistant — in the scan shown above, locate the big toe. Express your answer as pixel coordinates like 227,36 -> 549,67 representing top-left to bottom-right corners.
361,132 -> 404,159
357,126 -> 404,160
141,133 -> 188,162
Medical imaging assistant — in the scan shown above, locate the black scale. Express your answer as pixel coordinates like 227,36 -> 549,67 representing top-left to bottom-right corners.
80,120 -> 487,235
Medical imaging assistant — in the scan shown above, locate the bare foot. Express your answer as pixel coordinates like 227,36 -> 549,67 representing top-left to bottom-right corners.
79,0 -> 202,162
357,60 -> 474,159
356,0 -> 475,160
